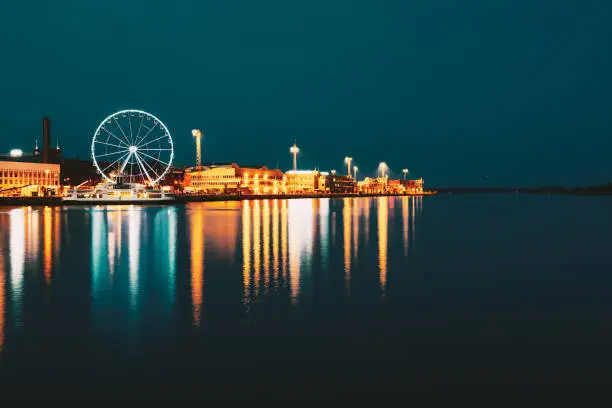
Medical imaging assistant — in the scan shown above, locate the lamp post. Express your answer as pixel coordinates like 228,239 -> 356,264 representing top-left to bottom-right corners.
192,129 -> 202,168
353,166 -> 358,180
289,139 -> 299,171
403,169 -> 409,180
344,156 -> 352,177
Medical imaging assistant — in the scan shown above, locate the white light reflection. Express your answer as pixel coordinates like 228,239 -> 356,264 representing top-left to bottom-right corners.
318,198 -> 330,269
91,208 -> 109,298
167,207 -> 177,303
25,207 -> 39,267
9,208 -> 25,325
288,199 -> 314,303
154,207 -> 177,312
128,206 -> 140,308
0,234 -> 5,352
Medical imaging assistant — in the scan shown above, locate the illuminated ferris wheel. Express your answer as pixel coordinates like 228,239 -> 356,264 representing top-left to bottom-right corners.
91,109 -> 174,185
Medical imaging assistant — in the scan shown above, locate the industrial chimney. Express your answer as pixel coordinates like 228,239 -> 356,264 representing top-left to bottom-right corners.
42,117 -> 51,163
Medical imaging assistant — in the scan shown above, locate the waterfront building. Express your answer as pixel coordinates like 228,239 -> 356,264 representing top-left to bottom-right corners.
358,177 -> 388,194
358,176 -> 424,195
284,170 -> 321,194
159,165 -> 187,192
0,160 -> 61,196
320,173 -> 356,194
403,178 -> 424,194
184,163 -> 284,195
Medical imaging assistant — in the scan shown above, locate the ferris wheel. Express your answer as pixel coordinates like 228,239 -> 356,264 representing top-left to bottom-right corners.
91,109 -> 174,185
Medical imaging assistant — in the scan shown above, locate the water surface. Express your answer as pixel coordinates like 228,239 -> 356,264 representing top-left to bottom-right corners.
0,196 -> 611,400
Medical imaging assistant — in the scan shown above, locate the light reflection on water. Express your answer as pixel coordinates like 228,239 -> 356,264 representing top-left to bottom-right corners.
0,197 -> 422,353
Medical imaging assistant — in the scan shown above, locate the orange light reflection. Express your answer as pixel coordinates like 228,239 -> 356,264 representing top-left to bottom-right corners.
272,200 -> 280,282
242,201 -> 251,301
43,207 -> 52,284
190,208 -> 204,327
378,197 -> 388,291
263,200 -> 270,289
402,196 -> 409,256
253,200 -> 261,295
343,198 -> 351,283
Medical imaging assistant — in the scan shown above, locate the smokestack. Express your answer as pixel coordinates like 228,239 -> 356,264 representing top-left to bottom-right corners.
42,117 -> 51,163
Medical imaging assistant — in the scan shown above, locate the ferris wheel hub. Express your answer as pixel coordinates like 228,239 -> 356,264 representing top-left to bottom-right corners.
129,145 -> 137,153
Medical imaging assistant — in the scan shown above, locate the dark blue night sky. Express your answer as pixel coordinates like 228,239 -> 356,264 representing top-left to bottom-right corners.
1,0 -> 610,187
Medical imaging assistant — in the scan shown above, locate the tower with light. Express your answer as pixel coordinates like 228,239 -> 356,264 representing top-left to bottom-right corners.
192,129 -> 202,168
289,138 -> 299,171
353,166 -> 358,180
403,169 -> 409,180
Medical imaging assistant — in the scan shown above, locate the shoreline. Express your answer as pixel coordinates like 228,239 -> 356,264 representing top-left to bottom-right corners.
0,191 -> 436,207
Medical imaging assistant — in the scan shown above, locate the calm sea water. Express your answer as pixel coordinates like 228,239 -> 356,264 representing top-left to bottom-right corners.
0,195 -> 611,401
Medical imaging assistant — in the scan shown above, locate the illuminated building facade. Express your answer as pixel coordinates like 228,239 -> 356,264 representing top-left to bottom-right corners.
403,178 -> 424,194
184,163 -> 241,193
321,173 -> 356,194
358,177 -> 388,194
284,170 -> 320,194
184,163 -> 284,195
239,165 -> 284,195
358,176 -> 424,195
0,160 -> 60,196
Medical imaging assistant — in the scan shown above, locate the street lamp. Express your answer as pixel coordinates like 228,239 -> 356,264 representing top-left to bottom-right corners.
331,169 -> 336,175
192,129 -> 202,168
289,139 -> 299,171
403,169 -> 409,180
353,166 -> 358,180
344,156 -> 352,177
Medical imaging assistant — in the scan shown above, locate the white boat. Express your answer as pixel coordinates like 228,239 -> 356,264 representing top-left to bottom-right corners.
62,174 -> 176,204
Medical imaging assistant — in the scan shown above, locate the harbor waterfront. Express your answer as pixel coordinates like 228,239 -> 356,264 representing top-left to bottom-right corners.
1,195 -> 612,398
1,111 -> 429,204
0,191 -> 437,207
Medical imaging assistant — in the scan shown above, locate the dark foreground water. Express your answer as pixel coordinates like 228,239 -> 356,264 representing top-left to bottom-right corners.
0,196 -> 611,401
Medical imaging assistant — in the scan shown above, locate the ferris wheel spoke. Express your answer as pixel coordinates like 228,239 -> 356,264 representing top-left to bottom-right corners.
137,150 -> 171,167
100,151 -> 130,175
100,126 -> 130,148
137,148 -> 172,151
136,152 -> 162,182
127,114 -> 134,145
134,152 -> 154,183
136,133 -> 167,149
135,122 -> 159,148
113,117 -> 131,146
94,140 -> 130,150
133,115 -> 145,146
95,149 -> 130,158
140,156 -> 162,182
